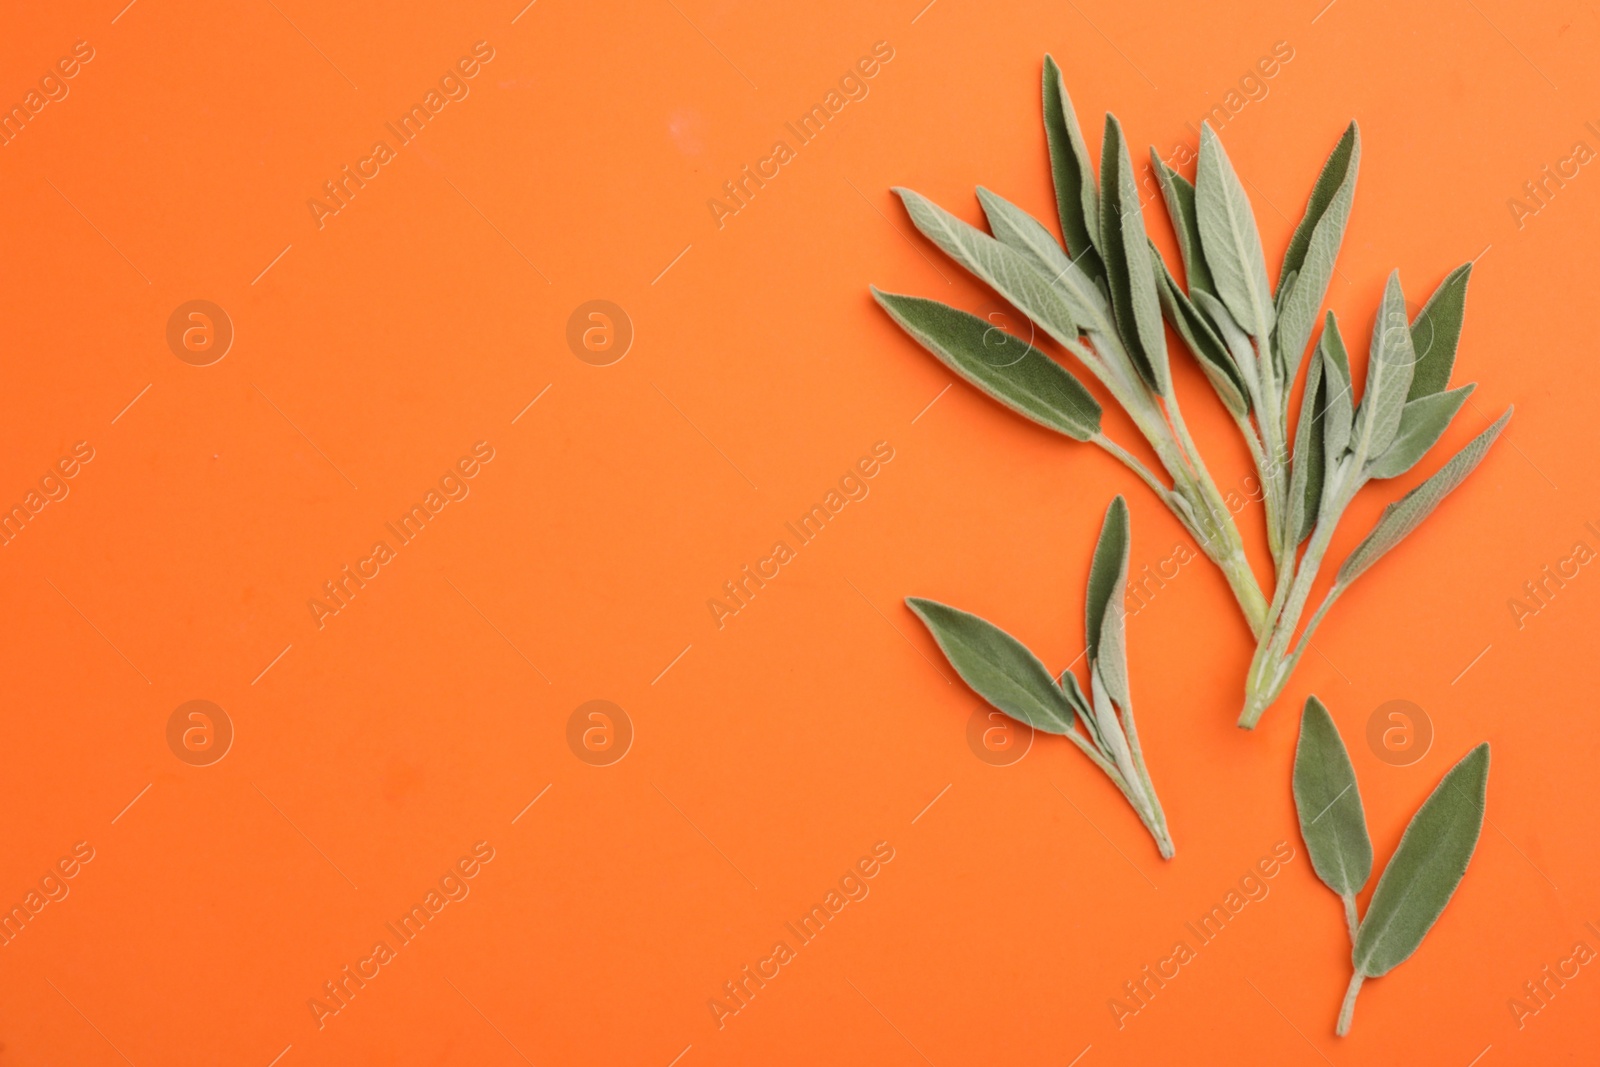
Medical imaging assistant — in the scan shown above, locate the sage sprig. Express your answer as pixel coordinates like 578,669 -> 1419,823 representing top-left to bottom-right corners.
908,497 -> 1174,858
871,56 -> 1511,727
1292,696 -> 1489,1035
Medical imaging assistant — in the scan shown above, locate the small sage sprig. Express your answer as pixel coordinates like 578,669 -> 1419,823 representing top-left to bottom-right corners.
1292,696 -> 1489,1035
908,497 -> 1174,858
871,56 -> 1512,727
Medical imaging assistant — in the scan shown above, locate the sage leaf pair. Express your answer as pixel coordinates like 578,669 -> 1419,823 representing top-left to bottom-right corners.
908,497 -> 1174,858
871,56 -> 1511,728
1293,697 -> 1489,1035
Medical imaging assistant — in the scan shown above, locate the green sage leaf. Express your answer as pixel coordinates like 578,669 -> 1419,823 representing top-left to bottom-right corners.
1366,384 -> 1475,480
872,289 -> 1101,440
1335,407 -> 1512,589
1320,312 -> 1354,461
1350,271 -> 1416,464
1196,122 -> 1275,340
1150,153 -> 1213,295
1099,115 -> 1168,393
1354,743 -> 1489,977
1293,696 -> 1373,898
906,597 -> 1074,735
1408,263 -> 1472,401
1154,249 -> 1249,416
1086,496 -> 1131,707
977,186 -> 1081,293
1286,342 -> 1327,545
1042,56 -> 1104,282
895,187 -> 1092,344
1275,123 -> 1360,384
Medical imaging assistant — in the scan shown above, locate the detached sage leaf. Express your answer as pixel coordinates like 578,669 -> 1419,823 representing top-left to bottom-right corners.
1336,407 -> 1512,589
1196,122 -> 1275,340
1099,116 -> 1168,392
873,289 -> 1101,440
1353,743 -> 1489,979
1294,697 -> 1373,900
1366,384 -> 1475,480
1275,123 -> 1360,381
1041,55 -> 1104,282
1408,264 -> 1472,401
906,598 -> 1074,734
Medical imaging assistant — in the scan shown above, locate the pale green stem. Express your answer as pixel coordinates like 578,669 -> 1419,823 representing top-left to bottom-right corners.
1336,972 -> 1364,1037
1342,892 -> 1360,944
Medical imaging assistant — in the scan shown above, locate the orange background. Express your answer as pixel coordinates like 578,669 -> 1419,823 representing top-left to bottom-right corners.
1,0 -> 1597,1063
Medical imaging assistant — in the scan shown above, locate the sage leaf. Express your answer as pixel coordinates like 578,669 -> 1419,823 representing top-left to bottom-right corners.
1099,116 -> 1168,392
906,597 -> 1075,734
895,187 -> 1093,343
1154,250 -> 1249,416
1196,122 -> 1275,340
977,187 -> 1083,295
1042,56 -> 1105,282
1349,272 -> 1416,464
1408,264 -> 1472,401
1354,743 -> 1490,978
1150,153 -> 1213,295
1366,384 -> 1475,480
1293,696 -> 1373,898
1275,123 -> 1360,383
872,289 -> 1101,440
1320,312 -> 1354,461
1086,496 -> 1131,707
1286,342 -> 1327,545
1335,407 -> 1512,589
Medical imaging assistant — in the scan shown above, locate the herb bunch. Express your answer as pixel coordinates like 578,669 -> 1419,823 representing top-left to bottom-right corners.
909,497 -> 1174,858
1293,696 -> 1488,1035
872,57 -> 1511,727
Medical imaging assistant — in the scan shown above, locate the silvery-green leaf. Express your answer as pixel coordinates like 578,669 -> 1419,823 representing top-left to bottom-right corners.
1086,496 -> 1131,707
1294,696 -> 1373,898
1149,152 -> 1213,295
1320,312 -> 1354,461
1354,743 -> 1489,978
1408,264 -> 1472,401
977,186 -> 1080,293
1058,668 -> 1093,721
1154,250 -> 1249,416
1196,122 -> 1275,341
1275,123 -> 1360,384
1098,116 -> 1168,393
895,187 -> 1092,344
1335,407 -> 1512,589
906,597 -> 1074,735
873,289 -> 1101,440
1059,668 -> 1102,749
1193,288 -> 1260,396
1366,385 -> 1475,480
1042,56 -> 1105,282
1350,271 -> 1417,464
1286,343 -> 1326,544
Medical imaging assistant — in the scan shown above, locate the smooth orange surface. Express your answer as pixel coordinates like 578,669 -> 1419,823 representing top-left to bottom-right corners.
1,1 -> 1596,1063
